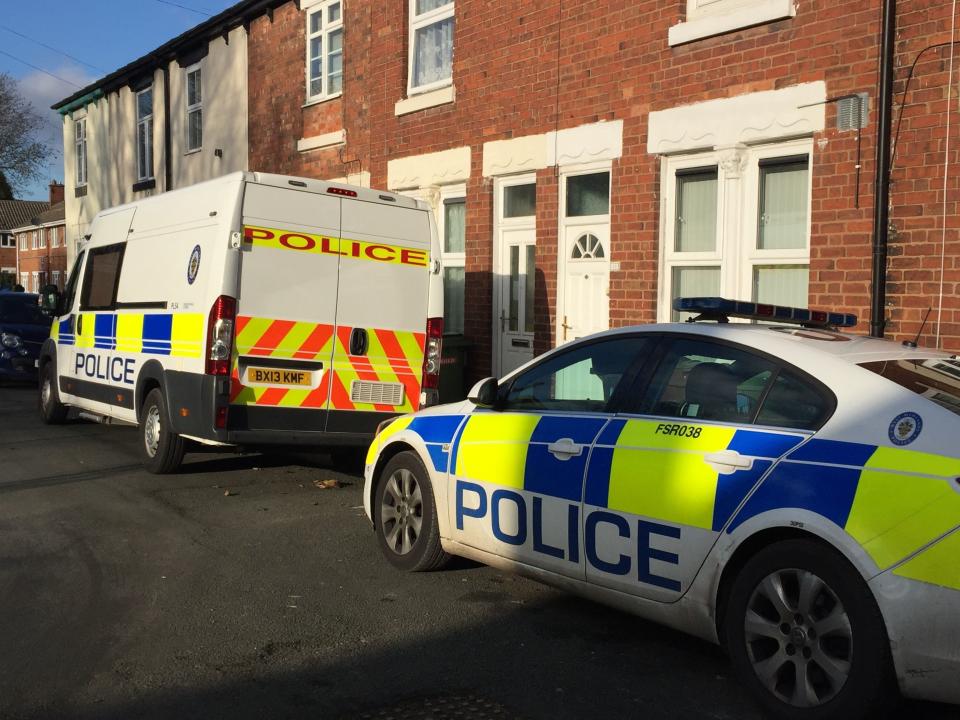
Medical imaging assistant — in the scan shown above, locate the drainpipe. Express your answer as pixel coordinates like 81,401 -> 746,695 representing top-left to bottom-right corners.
163,62 -> 173,192
870,0 -> 896,337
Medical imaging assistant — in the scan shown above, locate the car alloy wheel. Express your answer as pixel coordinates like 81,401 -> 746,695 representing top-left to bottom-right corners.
379,467 -> 424,556
744,568 -> 852,708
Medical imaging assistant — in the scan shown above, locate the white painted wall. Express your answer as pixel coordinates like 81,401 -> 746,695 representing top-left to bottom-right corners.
62,26 -> 248,267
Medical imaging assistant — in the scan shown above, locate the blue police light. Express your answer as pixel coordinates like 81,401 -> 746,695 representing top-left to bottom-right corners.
672,297 -> 858,328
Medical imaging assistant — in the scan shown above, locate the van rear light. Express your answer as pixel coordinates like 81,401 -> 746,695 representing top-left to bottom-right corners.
327,187 -> 358,198
215,406 -> 228,429
206,295 -> 236,376
420,317 -> 443,407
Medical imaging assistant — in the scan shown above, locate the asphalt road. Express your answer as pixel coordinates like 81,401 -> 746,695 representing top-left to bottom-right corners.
0,382 -> 954,720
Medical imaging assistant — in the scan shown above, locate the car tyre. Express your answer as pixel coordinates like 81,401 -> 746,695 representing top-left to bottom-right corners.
374,451 -> 450,572
722,539 -> 897,720
139,388 -> 185,474
38,362 -> 68,424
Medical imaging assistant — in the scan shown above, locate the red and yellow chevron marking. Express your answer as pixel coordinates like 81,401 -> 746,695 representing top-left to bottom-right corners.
229,315 -> 426,413
243,225 -> 430,268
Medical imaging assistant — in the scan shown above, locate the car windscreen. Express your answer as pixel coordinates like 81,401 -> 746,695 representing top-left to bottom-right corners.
0,296 -> 46,325
860,357 -> 960,416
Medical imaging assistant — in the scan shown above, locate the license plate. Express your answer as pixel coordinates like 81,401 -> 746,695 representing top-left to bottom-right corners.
246,367 -> 313,386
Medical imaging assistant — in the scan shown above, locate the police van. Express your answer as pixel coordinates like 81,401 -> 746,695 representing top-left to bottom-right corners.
38,172 -> 443,473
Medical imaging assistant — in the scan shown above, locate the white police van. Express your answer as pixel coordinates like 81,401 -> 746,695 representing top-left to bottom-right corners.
365,298 -> 960,719
38,172 -> 444,473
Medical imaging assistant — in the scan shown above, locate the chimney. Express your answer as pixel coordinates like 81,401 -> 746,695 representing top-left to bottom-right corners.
48,181 -> 64,205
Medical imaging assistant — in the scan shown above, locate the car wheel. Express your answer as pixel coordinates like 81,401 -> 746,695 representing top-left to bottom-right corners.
38,362 -> 68,424
374,451 -> 450,572
139,388 -> 186,474
722,539 -> 896,720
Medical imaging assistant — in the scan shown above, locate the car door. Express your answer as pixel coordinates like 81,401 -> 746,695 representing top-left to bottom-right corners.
583,336 -> 811,601
450,335 -> 652,580
52,250 -> 85,405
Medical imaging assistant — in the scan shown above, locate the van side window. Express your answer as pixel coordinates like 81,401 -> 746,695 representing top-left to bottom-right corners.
80,244 -> 125,311
63,251 -> 85,313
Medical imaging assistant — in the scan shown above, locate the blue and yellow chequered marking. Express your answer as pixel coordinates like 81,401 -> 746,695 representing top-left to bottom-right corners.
893,528 -> 960,590
50,312 -> 204,358
731,437 -> 960,584
367,414 -> 466,472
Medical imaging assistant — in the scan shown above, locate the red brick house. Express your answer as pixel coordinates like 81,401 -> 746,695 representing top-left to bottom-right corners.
0,198 -> 50,290
12,183 -> 67,293
241,0 -> 960,387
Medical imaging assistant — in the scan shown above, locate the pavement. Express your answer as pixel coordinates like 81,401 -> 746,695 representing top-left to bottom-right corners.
0,382 -> 954,720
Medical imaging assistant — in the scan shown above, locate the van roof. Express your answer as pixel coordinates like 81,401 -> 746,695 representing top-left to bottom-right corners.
248,172 -> 425,211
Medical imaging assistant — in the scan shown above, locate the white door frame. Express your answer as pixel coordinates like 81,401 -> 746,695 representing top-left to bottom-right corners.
557,161 -> 612,346
492,173 -> 537,377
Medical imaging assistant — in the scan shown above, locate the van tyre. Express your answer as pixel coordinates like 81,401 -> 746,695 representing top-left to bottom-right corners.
139,388 -> 185,474
38,362 -> 68,424
722,539 -> 896,720
374,451 -> 450,572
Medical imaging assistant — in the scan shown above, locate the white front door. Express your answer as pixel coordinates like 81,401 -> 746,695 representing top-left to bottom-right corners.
493,176 -> 537,376
497,227 -> 536,375
560,224 -> 610,343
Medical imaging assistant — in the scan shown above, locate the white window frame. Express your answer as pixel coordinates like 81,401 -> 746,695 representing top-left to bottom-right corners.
75,118 -> 87,187
18,234 -> 27,251
407,0 -> 455,96
38,229 -> 46,250
671,0 -> 796,46
0,233 -> 11,248
185,64 -> 203,153
20,272 -> 28,289
31,231 -> 38,250
304,0 -> 344,103
136,86 -> 154,180
31,272 -> 39,292
439,184 -> 466,334
658,138 -> 812,322
50,227 -> 58,248
52,270 -> 61,288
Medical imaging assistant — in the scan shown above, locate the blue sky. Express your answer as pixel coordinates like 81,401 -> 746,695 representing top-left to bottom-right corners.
0,0 -> 239,201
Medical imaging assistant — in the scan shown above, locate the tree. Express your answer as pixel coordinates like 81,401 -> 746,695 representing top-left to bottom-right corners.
0,171 -> 13,200
0,73 -> 50,196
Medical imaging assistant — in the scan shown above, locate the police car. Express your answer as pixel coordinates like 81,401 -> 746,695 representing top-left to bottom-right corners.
363,298 -> 960,719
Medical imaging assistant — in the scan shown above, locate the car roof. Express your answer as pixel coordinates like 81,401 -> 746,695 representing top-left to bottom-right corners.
0,291 -> 39,300
586,322 -> 953,366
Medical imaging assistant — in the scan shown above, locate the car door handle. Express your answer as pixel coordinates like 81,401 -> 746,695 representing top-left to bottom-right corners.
704,450 -> 753,474
547,438 -> 584,460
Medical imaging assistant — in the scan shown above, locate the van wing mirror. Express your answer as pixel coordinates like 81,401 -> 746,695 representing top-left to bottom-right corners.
39,284 -> 61,315
468,377 -> 499,408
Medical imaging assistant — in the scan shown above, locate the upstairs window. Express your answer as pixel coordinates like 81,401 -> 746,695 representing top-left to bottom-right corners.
75,118 -> 87,187
18,234 -> 27,251
305,0 -> 344,102
137,87 -> 154,180
38,229 -> 45,249
408,0 -> 454,94
186,65 -> 202,152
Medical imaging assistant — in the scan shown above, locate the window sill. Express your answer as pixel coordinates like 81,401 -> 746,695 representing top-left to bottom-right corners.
302,93 -> 343,109
668,0 -> 795,46
184,148 -> 202,156
74,185 -> 87,198
297,129 -> 346,153
132,178 -> 156,193
394,85 -> 455,117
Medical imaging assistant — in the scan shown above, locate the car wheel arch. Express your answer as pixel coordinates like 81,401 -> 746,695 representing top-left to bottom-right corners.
369,439 -> 420,518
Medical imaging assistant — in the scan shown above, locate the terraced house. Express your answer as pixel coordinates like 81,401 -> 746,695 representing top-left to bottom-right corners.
55,0 -> 960,392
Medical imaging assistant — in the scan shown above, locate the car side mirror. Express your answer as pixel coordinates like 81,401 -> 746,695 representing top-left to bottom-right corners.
468,377 -> 499,408
39,284 -> 60,315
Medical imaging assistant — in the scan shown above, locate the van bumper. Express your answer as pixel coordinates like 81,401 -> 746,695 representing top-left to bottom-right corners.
164,370 -> 230,443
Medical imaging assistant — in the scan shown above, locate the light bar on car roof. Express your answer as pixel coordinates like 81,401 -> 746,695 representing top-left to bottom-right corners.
673,297 -> 858,328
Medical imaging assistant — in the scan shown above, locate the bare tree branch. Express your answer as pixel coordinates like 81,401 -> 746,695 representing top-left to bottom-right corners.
0,72 -> 52,196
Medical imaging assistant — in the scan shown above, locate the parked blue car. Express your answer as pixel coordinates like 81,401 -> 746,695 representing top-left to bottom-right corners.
0,292 -> 52,381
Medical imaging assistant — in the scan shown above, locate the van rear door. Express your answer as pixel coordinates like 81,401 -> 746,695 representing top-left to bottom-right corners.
325,199 -> 432,435
232,184 -> 341,434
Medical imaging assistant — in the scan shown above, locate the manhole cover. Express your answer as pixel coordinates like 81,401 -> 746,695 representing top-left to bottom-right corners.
343,693 -> 524,720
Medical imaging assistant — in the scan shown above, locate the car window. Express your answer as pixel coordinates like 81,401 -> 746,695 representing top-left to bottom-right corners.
0,296 -> 46,325
80,244 -> 125,311
502,337 -> 649,413
860,358 -> 960,417
755,370 -> 833,430
642,338 -> 777,423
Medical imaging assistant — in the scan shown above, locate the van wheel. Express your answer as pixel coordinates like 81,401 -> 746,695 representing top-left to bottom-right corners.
374,451 -> 450,572
38,362 -> 68,424
140,388 -> 185,474
722,539 -> 896,720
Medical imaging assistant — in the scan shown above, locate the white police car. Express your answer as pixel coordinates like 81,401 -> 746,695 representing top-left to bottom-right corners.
363,298 -> 960,718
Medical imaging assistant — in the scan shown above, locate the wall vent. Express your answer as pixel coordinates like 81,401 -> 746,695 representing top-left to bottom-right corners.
837,93 -> 869,131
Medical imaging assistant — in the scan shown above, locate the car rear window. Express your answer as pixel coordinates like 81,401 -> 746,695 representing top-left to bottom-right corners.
0,296 -> 46,325
860,358 -> 960,416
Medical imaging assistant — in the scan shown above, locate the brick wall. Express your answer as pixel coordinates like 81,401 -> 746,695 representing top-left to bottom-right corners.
16,226 -> 68,291
247,1 -> 960,380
